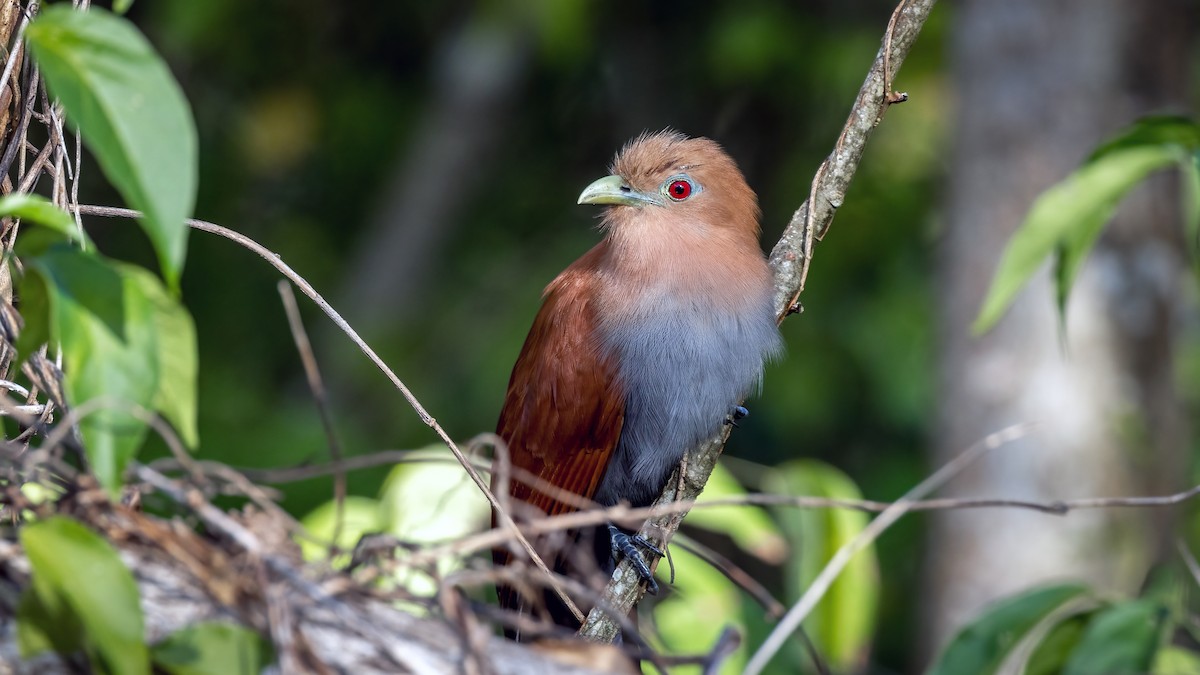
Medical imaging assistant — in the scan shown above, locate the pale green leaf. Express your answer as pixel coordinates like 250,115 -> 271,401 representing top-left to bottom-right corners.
685,461 -> 787,563
130,269 -> 198,448
27,6 -> 197,289
1153,646 -> 1200,675
20,516 -> 148,674
298,495 -> 384,564
975,146 -> 1178,333
652,546 -> 747,674
927,583 -> 1092,675
379,449 -> 490,595
113,0 -> 135,15
152,622 -> 270,675
1062,600 -> 1168,675
764,459 -> 879,672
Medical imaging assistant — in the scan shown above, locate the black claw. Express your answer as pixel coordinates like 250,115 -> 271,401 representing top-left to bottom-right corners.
725,405 -> 749,428
607,524 -> 661,594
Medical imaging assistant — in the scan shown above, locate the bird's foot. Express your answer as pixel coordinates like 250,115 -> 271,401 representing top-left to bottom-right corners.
725,405 -> 749,428
607,524 -> 662,595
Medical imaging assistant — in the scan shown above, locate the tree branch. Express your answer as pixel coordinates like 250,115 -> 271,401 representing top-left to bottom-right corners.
578,0 -> 939,643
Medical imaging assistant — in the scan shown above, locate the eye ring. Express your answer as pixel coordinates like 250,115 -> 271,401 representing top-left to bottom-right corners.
665,178 -> 694,201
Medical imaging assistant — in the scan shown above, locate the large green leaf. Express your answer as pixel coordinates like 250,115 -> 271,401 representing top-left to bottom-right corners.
764,459 -> 879,672
19,245 -> 199,490
27,6 -> 197,289
16,578 -> 83,657
152,622 -> 270,675
29,249 -> 157,491
19,516 -> 148,674
1062,599 -> 1168,675
927,583 -> 1092,675
974,145 -> 1179,333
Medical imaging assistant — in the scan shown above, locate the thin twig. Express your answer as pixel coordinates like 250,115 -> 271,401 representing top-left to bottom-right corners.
743,424 -> 1030,674
278,280 -> 346,557
1177,539 -> 1200,590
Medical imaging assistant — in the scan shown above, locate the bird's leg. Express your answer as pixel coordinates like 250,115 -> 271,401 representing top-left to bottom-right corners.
725,405 -> 749,428
607,523 -> 662,594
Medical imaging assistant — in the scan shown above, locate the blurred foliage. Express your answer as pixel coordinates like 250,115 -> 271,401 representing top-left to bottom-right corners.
975,116 -> 1200,334
79,0 -> 951,670
926,581 -> 1196,675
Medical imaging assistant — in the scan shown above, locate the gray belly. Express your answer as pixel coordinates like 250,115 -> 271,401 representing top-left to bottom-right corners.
593,301 -> 781,508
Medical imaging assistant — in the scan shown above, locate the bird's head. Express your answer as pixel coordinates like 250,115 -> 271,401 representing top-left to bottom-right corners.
577,130 -> 761,240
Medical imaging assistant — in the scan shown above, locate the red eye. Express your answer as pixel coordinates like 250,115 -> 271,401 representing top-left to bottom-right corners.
667,179 -> 692,201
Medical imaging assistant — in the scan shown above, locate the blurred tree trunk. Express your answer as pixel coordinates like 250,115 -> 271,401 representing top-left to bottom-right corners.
926,0 -> 1194,661
337,18 -> 529,335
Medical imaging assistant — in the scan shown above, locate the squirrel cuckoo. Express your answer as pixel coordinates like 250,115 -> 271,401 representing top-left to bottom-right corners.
492,130 -> 782,637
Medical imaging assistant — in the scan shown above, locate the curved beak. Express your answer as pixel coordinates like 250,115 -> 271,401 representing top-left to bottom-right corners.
577,174 -> 662,207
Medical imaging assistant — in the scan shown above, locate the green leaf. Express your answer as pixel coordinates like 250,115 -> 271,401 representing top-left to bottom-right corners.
24,247 -> 161,492
132,268 -> 198,448
152,622 -> 270,675
652,545 -> 747,674
1154,646 -> 1200,675
113,0 -> 135,15
1087,115 -> 1200,162
298,495 -> 384,564
974,145 -> 1179,333
375,448 -> 490,601
16,582 -> 83,657
764,459 -> 879,672
13,264 -> 50,367
1025,611 -> 1096,675
1062,599 -> 1169,675
0,193 -> 89,248
685,462 -> 787,563
27,6 -> 197,289
19,516 -> 148,674
1184,150 -> 1200,257
927,583 -> 1092,675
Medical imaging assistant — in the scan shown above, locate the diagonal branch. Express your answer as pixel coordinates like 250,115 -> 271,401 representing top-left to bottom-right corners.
578,0 -> 939,643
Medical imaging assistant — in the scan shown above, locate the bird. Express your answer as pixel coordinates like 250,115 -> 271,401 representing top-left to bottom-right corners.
491,130 -> 782,639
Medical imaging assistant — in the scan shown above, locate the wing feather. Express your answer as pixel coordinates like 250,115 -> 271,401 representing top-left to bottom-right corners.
491,245 -> 624,619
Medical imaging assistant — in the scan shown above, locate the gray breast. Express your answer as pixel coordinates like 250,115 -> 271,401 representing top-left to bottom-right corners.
593,294 -> 782,508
